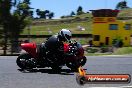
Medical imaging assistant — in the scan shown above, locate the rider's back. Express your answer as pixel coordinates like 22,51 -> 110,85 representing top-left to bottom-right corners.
45,35 -> 63,52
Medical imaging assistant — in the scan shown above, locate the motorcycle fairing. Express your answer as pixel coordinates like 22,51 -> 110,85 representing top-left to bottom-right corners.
21,43 -> 37,57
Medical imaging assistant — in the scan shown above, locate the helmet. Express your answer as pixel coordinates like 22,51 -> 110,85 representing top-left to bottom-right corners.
58,29 -> 72,42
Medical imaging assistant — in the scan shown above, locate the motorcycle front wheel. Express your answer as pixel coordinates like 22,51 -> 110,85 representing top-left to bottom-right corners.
76,74 -> 86,85
79,56 -> 87,66
66,57 -> 87,71
16,53 -> 36,70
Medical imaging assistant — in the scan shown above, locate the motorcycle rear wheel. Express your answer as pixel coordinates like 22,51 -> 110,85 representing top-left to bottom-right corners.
51,65 -> 62,71
16,53 -> 35,70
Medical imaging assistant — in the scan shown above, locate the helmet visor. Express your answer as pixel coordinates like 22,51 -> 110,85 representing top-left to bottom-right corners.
65,34 -> 71,41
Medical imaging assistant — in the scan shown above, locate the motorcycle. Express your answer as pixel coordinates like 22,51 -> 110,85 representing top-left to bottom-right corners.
16,40 -> 87,71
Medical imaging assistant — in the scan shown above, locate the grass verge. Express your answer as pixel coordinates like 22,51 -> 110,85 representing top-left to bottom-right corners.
85,47 -> 132,56
112,47 -> 132,55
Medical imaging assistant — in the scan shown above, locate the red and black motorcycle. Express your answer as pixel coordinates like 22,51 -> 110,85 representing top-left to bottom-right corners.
16,41 -> 87,71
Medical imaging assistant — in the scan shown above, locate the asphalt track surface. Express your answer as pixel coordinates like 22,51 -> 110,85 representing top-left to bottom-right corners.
0,56 -> 132,88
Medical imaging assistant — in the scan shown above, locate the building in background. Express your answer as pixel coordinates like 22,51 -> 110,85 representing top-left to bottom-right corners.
91,9 -> 131,46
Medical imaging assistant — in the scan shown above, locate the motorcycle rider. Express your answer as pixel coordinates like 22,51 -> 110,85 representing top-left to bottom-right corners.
45,29 -> 72,52
40,29 -> 72,65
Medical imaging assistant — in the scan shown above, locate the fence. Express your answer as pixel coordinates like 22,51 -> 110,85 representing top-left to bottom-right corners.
0,34 -> 92,55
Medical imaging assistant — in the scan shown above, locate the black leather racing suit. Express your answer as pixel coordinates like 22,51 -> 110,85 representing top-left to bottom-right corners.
45,35 -> 63,52
44,35 -> 64,63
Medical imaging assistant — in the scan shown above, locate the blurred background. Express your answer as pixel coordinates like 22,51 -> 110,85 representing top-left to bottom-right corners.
0,0 -> 132,55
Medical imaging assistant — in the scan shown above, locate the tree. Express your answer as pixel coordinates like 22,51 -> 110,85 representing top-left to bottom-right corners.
0,25 -> 4,46
23,0 -> 30,4
45,10 -> 50,15
0,0 -> 12,55
0,0 -> 32,54
116,0 -> 129,10
36,9 -> 40,14
60,16 -> 66,19
36,9 -> 46,19
70,11 -> 76,17
48,12 -> 54,19
40,11 -> 46,19
29,10 -> 34,18
36,9 -> 54,19
112,37 -> 123,47
77,6 -> 84,15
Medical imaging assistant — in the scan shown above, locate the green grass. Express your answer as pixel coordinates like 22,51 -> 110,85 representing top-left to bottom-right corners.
113,47 -> 132,55
85,47 -> 132,56
118,8 -> 132,17
63,13 -> 92,19
21,12 -> 93,35
76,13 -> 92,18
21,8 -> 132,36
84,47 -> 132,56
21,21 -> 92,35
21,9 -> 132,45
85,53 -> 112,56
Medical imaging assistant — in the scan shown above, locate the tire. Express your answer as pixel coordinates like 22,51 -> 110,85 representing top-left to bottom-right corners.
66,57 -> 87,71
51,65 -> 62,72
76,74 -> 86,85
16,53 -> 35,69
79,56 -> 87,66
